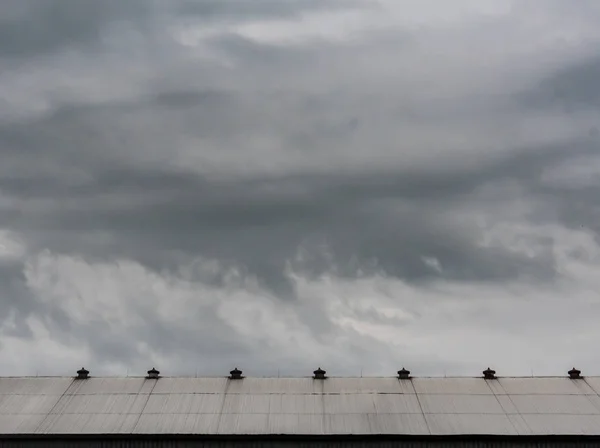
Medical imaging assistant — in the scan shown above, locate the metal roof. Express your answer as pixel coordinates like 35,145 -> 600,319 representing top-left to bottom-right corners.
2,376 -> 600,436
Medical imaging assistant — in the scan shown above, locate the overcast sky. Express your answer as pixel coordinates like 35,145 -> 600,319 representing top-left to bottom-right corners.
1,0 -> 600,378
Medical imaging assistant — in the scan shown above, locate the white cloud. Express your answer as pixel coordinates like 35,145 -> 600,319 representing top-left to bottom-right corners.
0,220 -> 597,377
0,229 -> 26,259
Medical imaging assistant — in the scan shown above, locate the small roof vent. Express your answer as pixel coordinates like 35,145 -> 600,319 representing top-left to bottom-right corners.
397,368 -> 411,379
568,367 -> 582,379
313,367 -> 327,379
146,368 -> 160,379
229,368 -> 243,380
483,367 -> 496,380
76,367 -> 89,379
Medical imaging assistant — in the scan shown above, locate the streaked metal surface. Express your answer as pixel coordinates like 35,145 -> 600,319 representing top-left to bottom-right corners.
50,393 -> 149,415
412,378 -> 494,395
323,394 -> 377,415
583,377 -> 600,395
323,378 -> 415,394
222,394 -> 271,414
226,378 -> 319,395
425,414 -> 519,435
151,378 -> 228,395
65,378 -> 153,395
35,413 -> 141,434
5,376 -> 600,436
216,414 -> 269,435
0,378 -> 72,396
494,395 -> 519,414
35,414 -> 138,434
0,394 -> 59,415
521,414 -> 600,435
268,394 -> 323,415
507,414 -> 532,435
367,413 -> 430,435
507,395 -> 600,415
418,394 -> 504,414
132,413 -> 221,434
495,378 -> 596,395
0,415 -> 47,434
142,393 -> 224,414
323,414 -> 372,434
267,414 -> 325,435
371,393 -> 422,414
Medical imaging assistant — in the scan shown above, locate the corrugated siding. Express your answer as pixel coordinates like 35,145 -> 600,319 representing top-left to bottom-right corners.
4,377 -> 600,436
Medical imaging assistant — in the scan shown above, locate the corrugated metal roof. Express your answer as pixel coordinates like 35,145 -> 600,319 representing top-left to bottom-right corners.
65,377 -> 153,395
494,378 -> 597,395
412,378 -> 494,395
425,414 -> 518,435
418,394 -> 504,414
3,376 -> 600,436
0,378 -> 72,395
508,395 -> 600,415
584,377 -> 600,395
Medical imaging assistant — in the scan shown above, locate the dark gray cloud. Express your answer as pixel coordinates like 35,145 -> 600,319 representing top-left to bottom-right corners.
1,0 -> 600,377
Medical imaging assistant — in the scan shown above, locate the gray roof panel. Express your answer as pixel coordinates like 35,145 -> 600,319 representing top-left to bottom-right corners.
367,414 -> 430,435
507,414 -> 532,435
217,413 -> 269,435
0,378 -> 72,395
507,394 -> 600,415
0,394 -> 59,415
412,378 -> 493,395
2,375 -> 600,436
522,414 -> 600,435
269,394 -> 323,415
50,393 -> 149,415
142,393 -> 223,414
0,414 -> 47,434
324,378 -> 414,394
226,378 -> 319,395
584,377 -> 600,395
324,414 -> 372,434
425,413 -> 519,435
496,378 -> 596,395
222,394 -> 271,414
151,377 -> 228,394
268,414 -> 325,435
418,394 -> 505,414
65,377 -> 153,395
35,413 -> 140,434
495,394 -> 519,414
371,393 -> 422,414
323,394 -> 377,415
133,413 -> 221,434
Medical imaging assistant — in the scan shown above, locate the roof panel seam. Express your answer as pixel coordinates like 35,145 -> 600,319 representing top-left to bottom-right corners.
30,378 -> 75,434
129,379 -> 158,435
412,380 -> 432,435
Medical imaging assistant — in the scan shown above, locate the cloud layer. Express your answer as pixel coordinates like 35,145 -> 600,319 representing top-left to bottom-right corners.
1,0 -> 600,377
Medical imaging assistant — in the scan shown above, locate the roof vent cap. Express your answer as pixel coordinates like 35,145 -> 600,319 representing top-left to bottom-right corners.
146,368 -> 160,379
229,368 -> 243,380
568,367 -> 582,379
483,367 -> 496,380
76,367 -> 89,379
398,368 -> 411,379
313,367 -> 327,379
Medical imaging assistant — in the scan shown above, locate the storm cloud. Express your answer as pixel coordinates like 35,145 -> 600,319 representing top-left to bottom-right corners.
1,0 -> 600,378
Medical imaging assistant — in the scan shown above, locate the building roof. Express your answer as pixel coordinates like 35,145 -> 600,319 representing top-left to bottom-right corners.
3,376 -> 600,436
